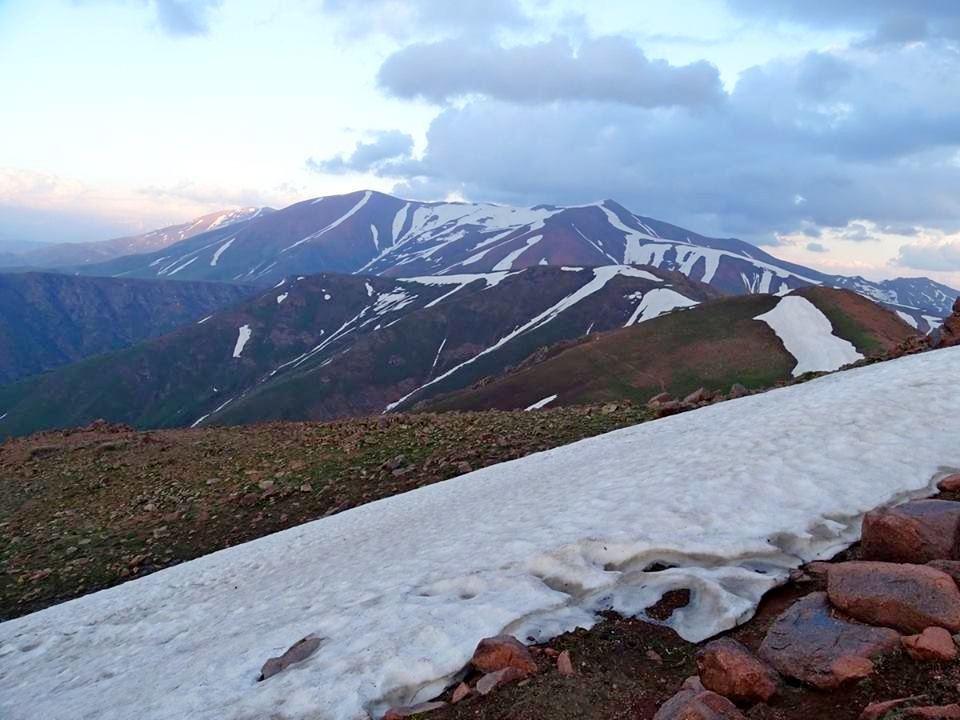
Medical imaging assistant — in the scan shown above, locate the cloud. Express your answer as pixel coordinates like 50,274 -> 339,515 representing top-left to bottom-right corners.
378,36 -> 726,108
308,131 -> 414,175
72,0 -> 222,36
153,0 -> 221,36
723,1 -> 960,43
897,238 -> 960,271
320,0 -> 528,38
360,42 -> 960,244
806,242 -> 828,253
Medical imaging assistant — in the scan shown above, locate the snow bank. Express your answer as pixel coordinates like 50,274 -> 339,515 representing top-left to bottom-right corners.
754,295 -> 863,376
3,348 -> 960,720
625,288 -> 699,326
232,324 -> 252,359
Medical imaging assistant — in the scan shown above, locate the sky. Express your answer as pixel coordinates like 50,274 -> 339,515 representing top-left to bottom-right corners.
1,0 -> 959,286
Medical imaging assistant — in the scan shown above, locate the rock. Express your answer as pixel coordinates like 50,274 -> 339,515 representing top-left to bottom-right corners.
901,627 -> 958,662
299,483 -> 313,493
861,500 -> 960,563
257,479 -> 274,491
758,592 -> 900,690
860,697 -> 929,720
601,403 -> 620,414
695,637 -> 779,705
648,392 -> 672,406
259,635 -> 324,680
728,383 -> 749,399
383,701 -> 447,718
683,387 -> 708,405
646,649 -> 664,665
383,455 -> 406,471
470,635 -> 538,676
456,461 -> 472,474
653,687 -> 746,720
475,666 -> 527,695
451,683 -> 471,703
827,561 -> 960,633
556,650 -> 574,676
143,503 -> 156,513
955,297 -> 960,314
939,474 -> 960,493
927,560 -> 960,585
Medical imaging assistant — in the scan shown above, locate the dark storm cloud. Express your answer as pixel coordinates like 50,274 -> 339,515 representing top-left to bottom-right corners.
352,43 -> 960,243
378,37 -> 726,108
308,131 -> 414,175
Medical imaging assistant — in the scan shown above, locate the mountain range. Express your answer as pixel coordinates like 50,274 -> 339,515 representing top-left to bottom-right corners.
71,190 -> 955,330
0,207 -> 266,269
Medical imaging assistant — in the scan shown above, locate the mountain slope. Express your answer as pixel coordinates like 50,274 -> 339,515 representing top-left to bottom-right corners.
1,208 -> 267,269
0,266 -> 717,436
0,272 -> 254,386
423,287 -> 918,413
77,190 -> 957,326
2,346 -> 957,720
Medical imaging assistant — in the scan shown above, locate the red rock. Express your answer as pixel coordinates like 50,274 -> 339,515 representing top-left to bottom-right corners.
861,697 -> 929,720
907,706 -> 960,718
758,592 -> 900,690
383,701 -> 447,718
928,560 -> 960,585
827,561 -> 960,633
901,627 -> 958,662
470,635 -> 538,675
653,687 -> 746,720
861,500 -> 960,563
683,387 -> 708,405
696,637 -> 779,705
954,297 -> 960,314
259,635 -> 324,681
648,392 -> 673,406
556,650 -> 575,676
475,666 -> 527,695
451,683 -> 471,704
939,475 -> 960,493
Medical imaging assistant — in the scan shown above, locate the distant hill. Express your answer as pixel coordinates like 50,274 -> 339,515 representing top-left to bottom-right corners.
0,272 -> 253,385
74,190 -> 956,328
0,265 -> 717,436
422,287 -> 919,413
0,208 -> 267,269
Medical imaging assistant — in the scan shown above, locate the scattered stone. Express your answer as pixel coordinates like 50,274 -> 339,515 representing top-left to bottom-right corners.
939,474 -> 960,493
383,455 -> 406,471
695,637 -> 779,705
758,592 -> 900,690
456,461 -> 472,474
143,503 -> 156,513
860,697 -> 930,720
827,561 -> 960,633
646,649 -> 664,665
299,484 -> 313,493
861,500 -> 960,563
901,627 -> 958,662
653,685 -> 746,720
470,635 -> 538,676
683,387 -> 708,405
475,666 -> 527,695
451,682 -> 471,704
556,650 -> 574,676
601,403 -> 620,414
257,479 -> 274,491
647,392 -> 672,406
259,635 -> 324,681
728,383 -> 749,399
383,701 -> 447,718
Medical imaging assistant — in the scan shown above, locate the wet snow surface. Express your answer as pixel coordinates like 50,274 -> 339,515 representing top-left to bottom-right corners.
754,295 -> 863,376
3,348 -> 960,720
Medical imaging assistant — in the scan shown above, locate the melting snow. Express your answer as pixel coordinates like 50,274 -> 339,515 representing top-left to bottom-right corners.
524,394 -> 557,411
365,281 -> 374,297
3,349 -> 959,720
492,235 -> 542,271
624,289 -> 700,326
196,315 -> 212,325
232,325 -> 252,359
210,237 -> 235,267
283,191 -> 373,253
276,293 -> 288,305
896,310 -> 919,329
754,296 -> 863,376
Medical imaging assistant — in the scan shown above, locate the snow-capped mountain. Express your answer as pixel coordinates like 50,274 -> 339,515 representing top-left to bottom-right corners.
0,266 -> 718,437
1,207 -> 268,269
80,190 -> 957,328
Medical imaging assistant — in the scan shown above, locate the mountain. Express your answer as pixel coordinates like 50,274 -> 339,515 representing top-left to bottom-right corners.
0,265 -> 718,437
0,272 -> 254,386
76,190 -> 957,327
0,208 -> 267,269
423,287 -> 919,413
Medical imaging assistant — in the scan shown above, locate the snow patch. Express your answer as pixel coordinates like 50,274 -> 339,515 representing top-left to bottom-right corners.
896,310 -> 919,329
232,325 -> 252,359
525,394 -> 557,411
624,289 -> 699,326
276,293 -> 288,305
210,237 -> 235,267
754,296 -> 863,376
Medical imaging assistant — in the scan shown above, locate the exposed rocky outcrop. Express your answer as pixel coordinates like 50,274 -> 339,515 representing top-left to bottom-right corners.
860,500 -> 960,564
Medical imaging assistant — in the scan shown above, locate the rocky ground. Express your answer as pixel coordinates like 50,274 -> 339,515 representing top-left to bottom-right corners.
372,478 -> 960,720
0,403 -> 659,620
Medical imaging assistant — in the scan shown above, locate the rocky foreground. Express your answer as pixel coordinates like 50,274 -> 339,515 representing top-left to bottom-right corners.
332,478 -> 960,719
